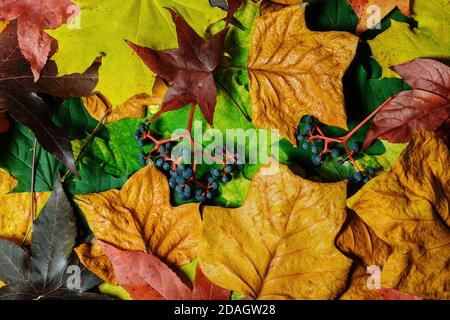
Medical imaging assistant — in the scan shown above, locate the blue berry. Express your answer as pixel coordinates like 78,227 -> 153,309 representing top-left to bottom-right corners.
297,135 -> 304,142
134,131 -> 141,141
195,189 -> 203,197
221,175 -> 231,184
176,176 -> 185,185
363,176 -> 370,184
331,149 -> 341,158
183,167 -> 193,179
352,172 -> 362,182
350,142 -> 361,153
225,165 -> 234,174
169,178 -> 177,189
302,142 -> 309,150
206,191 -> 213,200
211,182 -> 219,190
196,194 -> 206,202
138,152 -> 146,165
367,167 -> 375,175
211,168 -> 220,177
304,123 -> 312,132
311,146 -> 318,154
159,145 -> 166,154
175,185 -> 183,193
163,163 -> 171,171
155,158 -> 164,167
311,155 -> 322,166
236,163 -> 244,170
304,116 -> 313,125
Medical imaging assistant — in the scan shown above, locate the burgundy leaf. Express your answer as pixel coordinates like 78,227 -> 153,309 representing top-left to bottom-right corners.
128,8 -> 227,125
391,59 -> 450,99
363,90 -> 450,148
380,288 -> 426,300
0,21 -> 99,177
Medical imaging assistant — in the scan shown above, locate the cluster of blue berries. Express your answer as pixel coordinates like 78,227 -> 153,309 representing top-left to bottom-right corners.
134,122 -> 244,202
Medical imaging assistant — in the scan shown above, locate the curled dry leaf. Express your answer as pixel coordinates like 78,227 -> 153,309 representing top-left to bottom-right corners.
75,165 -> 201,276
0,169 -> 50,245
248,5 -> 358,143
100,241 -> 231,300
199,160 -> 352,300
82,78 -> 168,123
347,0 -> 411,33
337,211 -> 391,300
0,0 -> 77,80
348,130 -> 450,299
75,242 -> 117,285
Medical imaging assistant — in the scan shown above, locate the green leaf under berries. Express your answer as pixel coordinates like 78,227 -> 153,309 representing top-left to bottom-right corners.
306,0 -> 358,33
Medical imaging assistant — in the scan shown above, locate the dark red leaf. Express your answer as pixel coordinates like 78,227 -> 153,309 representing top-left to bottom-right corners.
363,90 -> 450,148
380,288 -> 426,300
128,8 -> 227,125
391,59 -> 450,99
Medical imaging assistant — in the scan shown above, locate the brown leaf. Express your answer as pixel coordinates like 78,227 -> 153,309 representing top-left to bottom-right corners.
348,130 -> 450,299
199,160 -> 352,299
348,0 -> 411,33
75,165 -> 201,268
248,5 -> 358,143
100,241 -> 230,300
337,211 -> 391,300
0,108 -> 9,133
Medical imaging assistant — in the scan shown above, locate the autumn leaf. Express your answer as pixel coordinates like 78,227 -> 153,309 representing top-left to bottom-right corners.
347,0 -> 411,33
75,242 -> 117,285
348,130 -> 450,299
337,211 -> 391,300
75,165 -> 201,268
368,0 -> 450,78
128,9 -> 228,125
0,21 -> 99,177
248,5 -> 358,143
100,241 -> 230,300
199,160 -> 352,299
82,77 -> 168,123
47,0 -> 225,106
363,59 -> 450,148
0,177 -> 104,300
0,0 -> 77,80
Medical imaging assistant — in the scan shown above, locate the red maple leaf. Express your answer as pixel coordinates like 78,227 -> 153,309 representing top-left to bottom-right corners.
364,59 -> 450,148
0,0 -> 78,80
100,241 -> 230,300
128,8 -> 228,125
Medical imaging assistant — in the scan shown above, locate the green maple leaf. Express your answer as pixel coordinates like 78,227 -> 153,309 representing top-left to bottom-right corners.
369,0 -> 450,78
47,0 -> 225,106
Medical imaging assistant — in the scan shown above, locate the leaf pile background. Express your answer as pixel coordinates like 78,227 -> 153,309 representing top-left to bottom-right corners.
0,0 -> 449,301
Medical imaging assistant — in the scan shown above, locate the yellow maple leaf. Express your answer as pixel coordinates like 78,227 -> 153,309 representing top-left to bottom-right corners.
248,5 -> 358,144
199,160 -> 352,299
75,165 -> 201,281
347,130 -> 450,299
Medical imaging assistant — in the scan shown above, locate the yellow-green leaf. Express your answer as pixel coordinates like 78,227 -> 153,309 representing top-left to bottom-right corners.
369,0 -> 450,78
